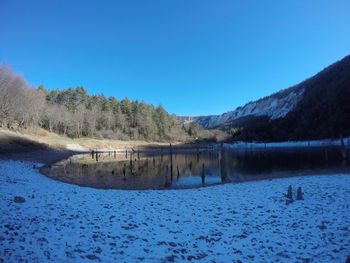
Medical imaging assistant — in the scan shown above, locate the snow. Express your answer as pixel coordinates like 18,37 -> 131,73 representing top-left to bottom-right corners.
1,160 -> 350,262
195,88 -> 304,128
225,137 -> 350,149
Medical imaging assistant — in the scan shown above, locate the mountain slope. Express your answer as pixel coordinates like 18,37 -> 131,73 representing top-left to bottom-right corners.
232,54 -> 350,141
190,55 -> 350,135
192,83 -> 304,128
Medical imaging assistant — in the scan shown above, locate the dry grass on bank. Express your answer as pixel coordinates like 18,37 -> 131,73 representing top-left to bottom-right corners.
0,127 -> 174,153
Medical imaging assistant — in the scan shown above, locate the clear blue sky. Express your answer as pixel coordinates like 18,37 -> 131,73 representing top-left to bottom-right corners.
1,0 -> 350,116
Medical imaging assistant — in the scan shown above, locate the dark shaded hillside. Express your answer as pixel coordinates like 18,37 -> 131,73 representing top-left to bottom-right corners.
231,55 -> 350,142
212,115 -> 269,131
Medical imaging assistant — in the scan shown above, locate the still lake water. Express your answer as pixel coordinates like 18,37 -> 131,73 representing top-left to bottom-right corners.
42,146 -> 350,190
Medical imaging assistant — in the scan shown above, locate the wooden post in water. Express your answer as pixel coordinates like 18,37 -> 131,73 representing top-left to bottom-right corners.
95,149 -> 99,162
170,167 -> 173,183
91,150 -> 94,159
125,149 -> 128,159
165,165 -> 170,188
123,163 -> 126,181
220,143 -> 228,182
177,165 -> 180,179
114,150 -> 116,159
137,151 -> 140,160
170,144 -> 173,183
130,155 -> 133,175
201,163 -> 205,185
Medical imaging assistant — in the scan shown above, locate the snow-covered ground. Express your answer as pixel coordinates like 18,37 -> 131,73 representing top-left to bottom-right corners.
225,137 -> 350,149
0,160 -> 350,263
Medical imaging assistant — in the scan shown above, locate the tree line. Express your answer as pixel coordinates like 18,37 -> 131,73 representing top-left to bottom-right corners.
0,65 -> 189,141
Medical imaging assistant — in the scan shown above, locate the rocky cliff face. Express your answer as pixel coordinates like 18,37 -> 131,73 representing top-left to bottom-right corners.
183,85 -> 304,128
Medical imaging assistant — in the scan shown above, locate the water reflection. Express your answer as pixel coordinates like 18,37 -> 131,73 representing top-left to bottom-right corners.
42,146 -> 350,190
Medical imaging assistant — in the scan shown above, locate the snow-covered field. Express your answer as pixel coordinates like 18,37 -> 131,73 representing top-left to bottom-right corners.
0,160 -> 350,263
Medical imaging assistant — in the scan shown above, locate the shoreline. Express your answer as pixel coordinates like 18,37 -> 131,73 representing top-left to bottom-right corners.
0,149 -> 85,166
1,144 -> 350,192
0,127 -> 215,166
226,136 -> 350,149
40,152 -> 350,191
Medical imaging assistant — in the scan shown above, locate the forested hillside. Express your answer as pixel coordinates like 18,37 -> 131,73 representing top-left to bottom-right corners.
230,55 -> 350,142
0,66 -> 188,141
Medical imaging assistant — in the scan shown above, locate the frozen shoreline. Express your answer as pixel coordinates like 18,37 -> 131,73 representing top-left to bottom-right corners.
0,160 -> 350,262
225,137 -> 350,149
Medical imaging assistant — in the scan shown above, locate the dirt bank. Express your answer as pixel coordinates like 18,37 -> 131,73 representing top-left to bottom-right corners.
0,128 -> 209,165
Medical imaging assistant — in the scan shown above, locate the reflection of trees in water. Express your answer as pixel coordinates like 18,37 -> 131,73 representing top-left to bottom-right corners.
46,147 -> 350,189
54,152 -> 222,188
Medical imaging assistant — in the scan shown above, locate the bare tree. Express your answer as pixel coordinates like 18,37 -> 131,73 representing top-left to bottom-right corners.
0,65 -> 45,128
43,104 -> 62,132
84,105 -> 99,136
71,104 -> 85,137
57,105 -> 71,135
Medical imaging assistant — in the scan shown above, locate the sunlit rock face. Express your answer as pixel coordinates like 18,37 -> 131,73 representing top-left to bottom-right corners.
180,85 -> 304,128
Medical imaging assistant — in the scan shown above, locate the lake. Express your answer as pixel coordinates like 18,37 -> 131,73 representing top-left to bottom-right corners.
41,146 -> 350,190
